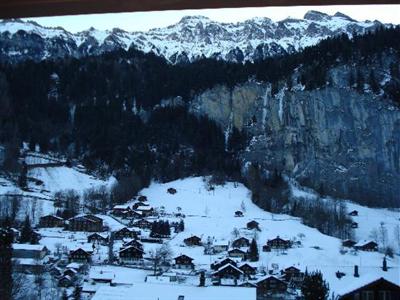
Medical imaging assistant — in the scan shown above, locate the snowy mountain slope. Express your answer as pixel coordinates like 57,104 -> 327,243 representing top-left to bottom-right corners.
0,11 -> 384,63
134,177 -> 399,297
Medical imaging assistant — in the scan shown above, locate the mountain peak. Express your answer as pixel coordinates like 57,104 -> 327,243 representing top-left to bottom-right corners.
178,15 -> 212,24
304,10 -> 330,21
333,12 -> 356,22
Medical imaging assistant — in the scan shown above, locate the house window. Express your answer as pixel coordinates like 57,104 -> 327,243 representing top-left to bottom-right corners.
378,291 -> 392,300
361,290 -> 374,300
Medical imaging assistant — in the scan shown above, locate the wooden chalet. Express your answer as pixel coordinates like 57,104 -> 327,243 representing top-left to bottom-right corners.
184,235 -> 202,246
112,204 -> 132,217
63,268 -> 78,278
68,214 -> 103,232
213,263 -> 243,280
69,248 -> 92,263
348,210 -> 359,216
174,254 -> 194,269
211,257 -> 238,271
114,227 -> 139,240
234,210 -> 244,217
12,244 -> 48,259
39,215 -> 64,227
262,245 -> 271,252
247,220 -> 260,231
232,237 -> 250,248
58,275 -> 73,287
134,205 -> 154,217
119,245 -> 144,263
342,239 -> 357,248
256,276 -> 288,298
212,240 -> 229,253
228,248 -> 247,260
239,263 -> 257,277
87,232 -> 109,245
283,266 -> 303,283
266,236 -> 292,249
132,219 -> 153,229
339,277 -> 400,300
354,240 -> 378,252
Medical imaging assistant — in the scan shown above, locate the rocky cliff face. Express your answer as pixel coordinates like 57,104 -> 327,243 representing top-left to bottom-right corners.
188,64 -> 400,207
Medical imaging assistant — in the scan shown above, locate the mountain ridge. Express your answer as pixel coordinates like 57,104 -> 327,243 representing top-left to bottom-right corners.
0,11 -> 385,64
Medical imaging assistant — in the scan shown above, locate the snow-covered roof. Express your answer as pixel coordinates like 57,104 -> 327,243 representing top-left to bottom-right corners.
66,262 -> 82,269
337,276 -> 400,297
13,243 -> 47,251
354,240 -> 377,247
90,271 -> 115,281
113,204 -> 131,210
214,263 -> 244,274
92,283 -> 256,300
256,275 -> 285,284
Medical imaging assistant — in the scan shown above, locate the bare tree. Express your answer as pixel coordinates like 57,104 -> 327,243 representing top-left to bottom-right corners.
149,243 -> 173,275
231,227 -> 240,239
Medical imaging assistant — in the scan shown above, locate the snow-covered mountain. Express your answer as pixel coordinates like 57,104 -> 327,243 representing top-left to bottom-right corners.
0,11 -> 385,64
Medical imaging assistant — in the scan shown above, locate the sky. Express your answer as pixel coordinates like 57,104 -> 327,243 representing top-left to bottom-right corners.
25,5 -> 400,33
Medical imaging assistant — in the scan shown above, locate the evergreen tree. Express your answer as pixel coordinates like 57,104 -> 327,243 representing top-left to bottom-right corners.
179,219 -> 185,232
199,271 -> 206,287
301,270 -> 329,300
369,70 -> 379,94
0,229 -> 13,300
20,215 -> 33,244
62,290 -> 68,300
73,285 -> 81,300
248,238 -> 259,261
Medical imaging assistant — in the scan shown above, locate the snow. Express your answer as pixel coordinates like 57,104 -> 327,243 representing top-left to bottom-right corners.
92,283 -> 256,300
13,243 -> 47,251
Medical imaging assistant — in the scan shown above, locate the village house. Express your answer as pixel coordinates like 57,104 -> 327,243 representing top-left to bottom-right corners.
69,247 -> 93,263
119,246 -> 144,263
212,240 -> 229,253
338,277 -> 400,300
247,220 -> 260,231
174,254 -> 194,269
282,266 -> 304,284
68,214 -> 103,232
266,236 -> 292,250
232,237 -> 250,248
114,227 -> 139,240
132,219 -> 153,229
12,243 -> 48,259
354,240 -> 378,252
239,263 -> 257,277
212,263 -> 244,285
112,204 -> 132,217
348,210 -> 359,216
134,205 -> 154,217
58,275 -> 73,287
342,239 -> 357,248
262,244 -> 271,252
234,210 -> 244,217
88,233 -> 109,245
184,235 -> 202,246
211,257 -> 238,271
256,276 -> 288,299
63,268 -> 78,278
228,248 -> 247,260
39,215 -> 64,227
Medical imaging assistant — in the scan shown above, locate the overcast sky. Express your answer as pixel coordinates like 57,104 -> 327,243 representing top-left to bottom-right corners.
25,5 -> 400,33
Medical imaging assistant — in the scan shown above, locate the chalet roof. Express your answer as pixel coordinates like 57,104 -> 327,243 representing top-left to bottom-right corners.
184,235 -> 201,241
119,245 -> 144,254
354,240 -> 378,247
69,214 -> 103,223
247,220 -> 259,225
13,243 -> 47,251
228,248 -> 246,254
256,275 -> 286,285
213,263 -> 244,275
284,266 -> 300,272
174,254 -> 194,262
113,204 -> 131,210
135,206 -> 153,211
233,237 -> 249,242
66,262 -> 82,269
115,227 -> 137,233
239,263 -> 256,270
70,246 -> 93,254
338,277 -> 400,298
41,214 -> 63,220
268,236 -> 290,243
88,232 -> 109,239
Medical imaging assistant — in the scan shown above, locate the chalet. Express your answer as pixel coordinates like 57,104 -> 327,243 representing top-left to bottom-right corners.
127,210 -> 143,219
212,263 -> 243,281
338,277 -> 400,300
134,205 -> 154,217
119,246 -> 144,263
212,240 -> 229,253
167,187 -> 177,194
266,236 -> 292,249
12,257 -> 45,273
138,195 -> 147,202
228,248 -> 247,260
256,276 -> 288,298
211,257 -> 238,271
247,220 -> 260,231
239,263 -> 257,277
354,240 -> 378,252
232,237 -> 250,248
112,204 -> 132,217
88,233 -> 109,245
351,222 -> 359,229
114,227 -> 139,240
123,238 -> 143,250
69,248 -> 92,263
12,244 -> 48,259
283,266 -> 303,283
184,235 -> 202,246
342,239 -> 357,248
68,214 -> 103,232
58,275 -> 73,287
234,211 -> 244,217
63,268 -> 78,278
174,254 -> 194,269
39,215 -> 64,227
132,219 -> 152,229
50,266 -> 63,277
348,210 -> 359,216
